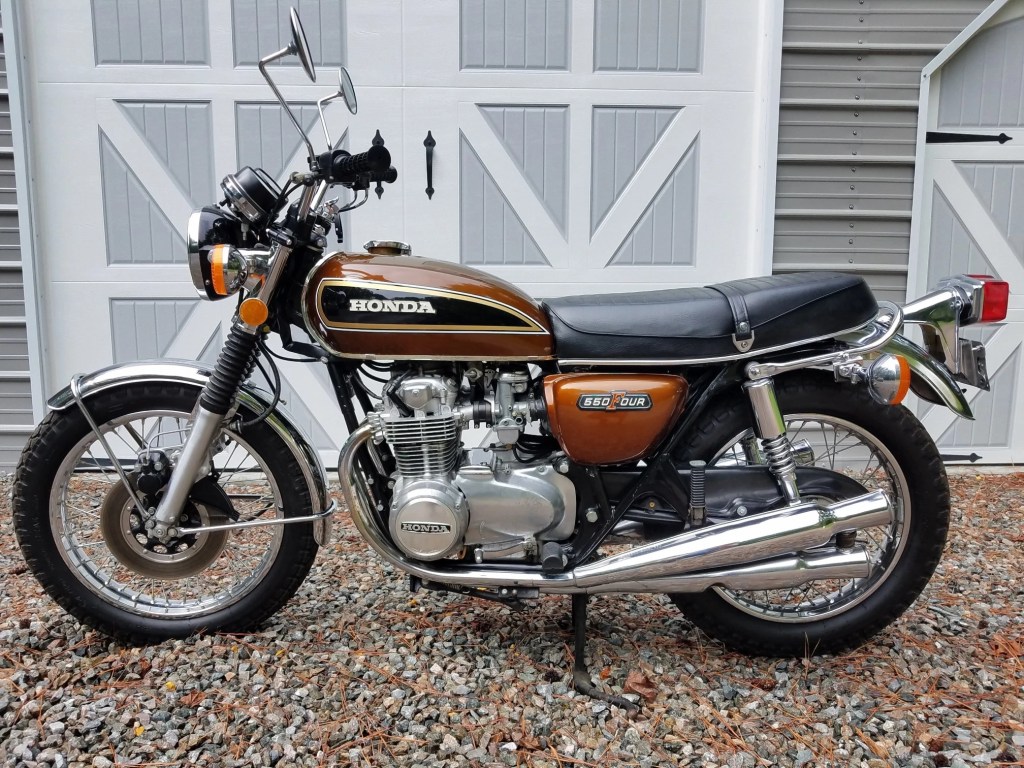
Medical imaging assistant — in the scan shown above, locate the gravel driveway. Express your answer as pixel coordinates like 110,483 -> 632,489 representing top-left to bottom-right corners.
0,472 -> 1021,767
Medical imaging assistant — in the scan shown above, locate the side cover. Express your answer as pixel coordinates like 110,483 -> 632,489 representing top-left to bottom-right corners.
544,373 -> 689,464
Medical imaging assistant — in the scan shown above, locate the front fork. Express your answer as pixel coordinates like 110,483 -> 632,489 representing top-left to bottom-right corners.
145,324 -> 263,539
744,377 -> 801,505
146,182 -> 326,537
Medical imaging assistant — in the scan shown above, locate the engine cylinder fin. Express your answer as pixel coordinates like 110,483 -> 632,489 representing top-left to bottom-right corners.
382,414 -> 460,475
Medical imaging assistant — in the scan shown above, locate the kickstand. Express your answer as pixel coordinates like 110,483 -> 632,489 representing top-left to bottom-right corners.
571,594 -> 639,714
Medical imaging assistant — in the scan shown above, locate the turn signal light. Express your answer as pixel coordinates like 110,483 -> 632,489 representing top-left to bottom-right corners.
866,354 -> 911,406
967,275 -> 1010,323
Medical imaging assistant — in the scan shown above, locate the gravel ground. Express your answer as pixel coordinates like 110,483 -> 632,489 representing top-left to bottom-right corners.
0,472 -> 1022,767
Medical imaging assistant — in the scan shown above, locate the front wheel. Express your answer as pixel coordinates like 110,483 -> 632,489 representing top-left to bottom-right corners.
670,372 -> 950,656
12,383 -> 319,642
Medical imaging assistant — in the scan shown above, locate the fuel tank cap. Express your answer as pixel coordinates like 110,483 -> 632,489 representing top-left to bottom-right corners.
363,240 -> 412,256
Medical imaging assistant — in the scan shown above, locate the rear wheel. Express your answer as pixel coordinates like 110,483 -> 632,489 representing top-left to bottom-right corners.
12,383 -> 318,642
670,372 -> 949,655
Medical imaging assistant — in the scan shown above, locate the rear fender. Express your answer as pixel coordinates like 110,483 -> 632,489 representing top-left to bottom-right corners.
884,334 -> 973,420
47,360 -> 333,544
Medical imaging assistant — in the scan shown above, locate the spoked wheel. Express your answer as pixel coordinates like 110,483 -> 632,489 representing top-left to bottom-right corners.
670,372 -> 949,655
13,383 -> 318,642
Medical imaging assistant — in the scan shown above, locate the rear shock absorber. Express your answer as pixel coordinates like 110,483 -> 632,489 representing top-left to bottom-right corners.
743,377 -> 800,504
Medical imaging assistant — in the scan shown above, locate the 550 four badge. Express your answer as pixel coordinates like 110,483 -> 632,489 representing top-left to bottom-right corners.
577,392 -> 653,411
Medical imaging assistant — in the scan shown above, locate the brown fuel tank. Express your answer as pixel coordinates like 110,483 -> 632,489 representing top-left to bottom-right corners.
302,252 -> 554,361
544,374 -> 688,465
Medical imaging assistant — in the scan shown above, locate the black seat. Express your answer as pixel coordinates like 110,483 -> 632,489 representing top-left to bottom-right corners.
542,272 -> 878,361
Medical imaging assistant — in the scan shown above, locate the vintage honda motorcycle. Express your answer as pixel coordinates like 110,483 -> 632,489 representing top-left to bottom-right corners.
12,10 -> 1009,702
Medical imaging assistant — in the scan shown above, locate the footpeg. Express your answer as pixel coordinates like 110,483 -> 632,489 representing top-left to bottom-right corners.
541,541 -> 566,572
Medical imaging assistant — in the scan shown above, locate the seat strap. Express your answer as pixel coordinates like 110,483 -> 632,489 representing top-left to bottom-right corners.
709,284 -> 755,352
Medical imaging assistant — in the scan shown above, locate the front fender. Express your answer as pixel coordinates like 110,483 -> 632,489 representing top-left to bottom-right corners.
884,335 -> 973,420
48,359 -> 333,543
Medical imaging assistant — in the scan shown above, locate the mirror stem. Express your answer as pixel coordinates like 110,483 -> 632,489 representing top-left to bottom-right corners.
258,47 -> 316,161
317,94 -> 334,149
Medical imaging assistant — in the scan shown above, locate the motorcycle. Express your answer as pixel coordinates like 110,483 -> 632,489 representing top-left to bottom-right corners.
12,10 -> 1009,705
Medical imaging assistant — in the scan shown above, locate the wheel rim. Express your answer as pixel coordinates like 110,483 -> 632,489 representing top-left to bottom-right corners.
50,408 -> 285,619
708,414 -> 910,623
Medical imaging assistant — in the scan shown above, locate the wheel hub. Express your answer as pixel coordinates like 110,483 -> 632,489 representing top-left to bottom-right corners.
99,481 -> 229,580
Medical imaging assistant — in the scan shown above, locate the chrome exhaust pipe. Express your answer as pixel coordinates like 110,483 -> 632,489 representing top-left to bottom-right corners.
570,546 -> 872,595
339,425 -> 892,595
567,489 -> 891,590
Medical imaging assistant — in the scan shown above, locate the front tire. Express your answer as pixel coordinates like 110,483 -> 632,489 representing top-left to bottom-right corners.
12,383 -> 319,643
670,372 -> 949,656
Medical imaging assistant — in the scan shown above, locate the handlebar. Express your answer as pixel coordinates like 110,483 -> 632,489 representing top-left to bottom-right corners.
329,145 -> 391,180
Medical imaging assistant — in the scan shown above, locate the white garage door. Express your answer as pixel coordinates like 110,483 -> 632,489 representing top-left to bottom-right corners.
911,0 -> 1024,463
20,0 -> 775,455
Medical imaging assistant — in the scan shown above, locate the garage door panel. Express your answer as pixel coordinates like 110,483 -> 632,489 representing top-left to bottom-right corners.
937,344 -> 1020,449
954,162 -> 1024,266
607,137 -> 698,267
235,103 -> 324,182
110,298 -> 198,363
99,131 -> 185,265
937,16 -> 1024,129
119,101 -> 214,207
91,0 -> 209,66
460,0 -> 570,71
927,185 -> 999,283
479,105 -> 569,234
232,0 -> 346,68
593,0 -> 703,73
590,106 -> 679,234
460,134 -> 549,267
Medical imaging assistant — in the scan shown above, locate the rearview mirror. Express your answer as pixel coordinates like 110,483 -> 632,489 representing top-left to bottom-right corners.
339,68 -> 357,115
289,7 -> 316,82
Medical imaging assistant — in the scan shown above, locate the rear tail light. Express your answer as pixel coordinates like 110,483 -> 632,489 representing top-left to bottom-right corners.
967,275 -> 1009,323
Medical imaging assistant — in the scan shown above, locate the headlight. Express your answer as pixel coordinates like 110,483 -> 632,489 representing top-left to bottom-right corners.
188,209 -> 269,300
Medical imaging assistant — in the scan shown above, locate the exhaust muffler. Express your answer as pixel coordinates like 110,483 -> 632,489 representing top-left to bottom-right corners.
339,425 -> 892,595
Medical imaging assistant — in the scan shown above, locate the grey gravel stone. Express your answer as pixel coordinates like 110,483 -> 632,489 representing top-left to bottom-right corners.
0,474 -> 1020,768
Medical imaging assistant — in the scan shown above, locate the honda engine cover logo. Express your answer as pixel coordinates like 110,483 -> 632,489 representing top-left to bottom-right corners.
399,521 -> 453,534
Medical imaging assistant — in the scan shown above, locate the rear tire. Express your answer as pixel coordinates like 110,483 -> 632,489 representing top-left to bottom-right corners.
670,372 -> 949,656
12,383 -> 319,643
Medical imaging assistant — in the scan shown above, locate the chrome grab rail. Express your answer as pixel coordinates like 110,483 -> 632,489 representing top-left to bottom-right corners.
746,302 -> 903,380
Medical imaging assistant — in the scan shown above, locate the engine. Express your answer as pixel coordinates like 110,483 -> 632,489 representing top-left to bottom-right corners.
368,366 -> 576,566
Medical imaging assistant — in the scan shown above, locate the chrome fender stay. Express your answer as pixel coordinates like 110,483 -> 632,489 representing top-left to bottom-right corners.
48,359 -> 335,545
883,334 -> 974,420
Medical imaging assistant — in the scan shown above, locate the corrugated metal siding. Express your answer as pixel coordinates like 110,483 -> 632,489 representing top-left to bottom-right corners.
774,0 -> 989,304
0,8 -> 34,470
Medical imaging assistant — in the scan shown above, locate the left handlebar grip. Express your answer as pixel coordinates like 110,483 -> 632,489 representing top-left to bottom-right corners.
331,145 -> 391,179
